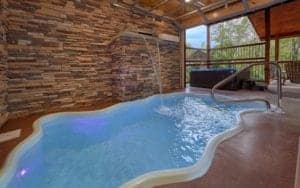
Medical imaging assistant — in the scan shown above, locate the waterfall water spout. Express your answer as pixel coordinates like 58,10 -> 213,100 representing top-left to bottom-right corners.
141,35 -> 164,106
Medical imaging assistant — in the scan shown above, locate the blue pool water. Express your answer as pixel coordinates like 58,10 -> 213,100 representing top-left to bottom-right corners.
2,93 -> 265,188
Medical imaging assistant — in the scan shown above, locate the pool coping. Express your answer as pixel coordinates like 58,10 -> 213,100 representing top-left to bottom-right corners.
0,92 -> 267,187
121,110 -> 262,188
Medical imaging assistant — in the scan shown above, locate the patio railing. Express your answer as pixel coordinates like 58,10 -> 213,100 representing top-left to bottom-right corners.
185,60 -> 300,84
210,42 -> 266,62
185,42 -> 299,84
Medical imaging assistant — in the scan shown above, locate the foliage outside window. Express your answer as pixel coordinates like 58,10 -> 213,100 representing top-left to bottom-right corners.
185,16 -> 300,83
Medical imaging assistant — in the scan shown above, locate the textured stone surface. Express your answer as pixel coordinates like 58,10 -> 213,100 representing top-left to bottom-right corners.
4,0 -> 180,118
0,0 -> 8,126
111,32 -> 180,101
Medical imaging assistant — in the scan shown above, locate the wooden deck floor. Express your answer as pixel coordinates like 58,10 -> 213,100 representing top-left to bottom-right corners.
0,89 -> 300,188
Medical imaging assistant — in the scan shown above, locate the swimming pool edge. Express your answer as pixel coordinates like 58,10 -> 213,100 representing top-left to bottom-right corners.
120,109 -> 265,188
0,92 -> 266,187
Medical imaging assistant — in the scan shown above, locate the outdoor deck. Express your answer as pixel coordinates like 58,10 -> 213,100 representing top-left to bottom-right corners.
1,87 -> 300,188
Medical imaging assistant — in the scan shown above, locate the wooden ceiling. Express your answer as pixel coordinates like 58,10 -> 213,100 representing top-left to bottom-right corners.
249,0 -> 300,39
115,0 -> 289,29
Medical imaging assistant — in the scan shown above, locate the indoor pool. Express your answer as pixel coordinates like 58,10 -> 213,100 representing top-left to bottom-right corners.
0,93 -> 266,188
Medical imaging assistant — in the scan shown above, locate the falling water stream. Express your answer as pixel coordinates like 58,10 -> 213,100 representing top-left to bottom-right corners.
141,35 -> 164,106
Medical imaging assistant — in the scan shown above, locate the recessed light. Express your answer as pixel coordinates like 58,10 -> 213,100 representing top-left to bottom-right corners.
185,0 -> 192,3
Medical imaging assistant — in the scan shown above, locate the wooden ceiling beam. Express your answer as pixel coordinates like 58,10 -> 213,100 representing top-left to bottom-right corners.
202,0 -> 239,12
112,0 -> 182,29
194,0 -> 206,7
181,0 -> 289,28
150,0 -> 170,11
206,0 -> 288,25
197,8 -> 209,23
176,0 -> 208,23
191,2 -> 208,23
175,0 -> 239,22
176,10 -> 198,20
249,0 -> 300,40
134,4 -> 176,21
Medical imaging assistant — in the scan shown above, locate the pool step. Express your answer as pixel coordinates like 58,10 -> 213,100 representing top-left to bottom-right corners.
0,129 -> 21,143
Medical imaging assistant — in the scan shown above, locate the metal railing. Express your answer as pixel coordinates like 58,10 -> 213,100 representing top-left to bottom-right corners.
211,62 -> 283,109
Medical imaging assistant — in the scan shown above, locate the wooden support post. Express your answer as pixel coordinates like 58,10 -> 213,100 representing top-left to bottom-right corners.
207,25 -> 211,68
180,30 -> 186,88
264,8 -> 270,84
275,36 -> 279,62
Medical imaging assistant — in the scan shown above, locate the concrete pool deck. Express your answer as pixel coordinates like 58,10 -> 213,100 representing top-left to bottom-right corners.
0,88 -> 300,188
158,87 -> 300,188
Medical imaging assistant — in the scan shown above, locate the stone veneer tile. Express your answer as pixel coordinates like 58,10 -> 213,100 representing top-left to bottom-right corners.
0,0 -> 8,126
111,33 -> 180,101
1,0 -> 181,118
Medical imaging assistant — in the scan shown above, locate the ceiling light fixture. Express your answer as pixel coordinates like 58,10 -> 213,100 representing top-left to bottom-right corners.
185,0 -> 192,3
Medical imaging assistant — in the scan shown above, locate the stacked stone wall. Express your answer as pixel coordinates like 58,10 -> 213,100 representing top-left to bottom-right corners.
4,0 -> 181,117
0,0 -> 8,125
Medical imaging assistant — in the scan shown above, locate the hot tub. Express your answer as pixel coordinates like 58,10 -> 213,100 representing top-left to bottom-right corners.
190,68 -> 243,90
